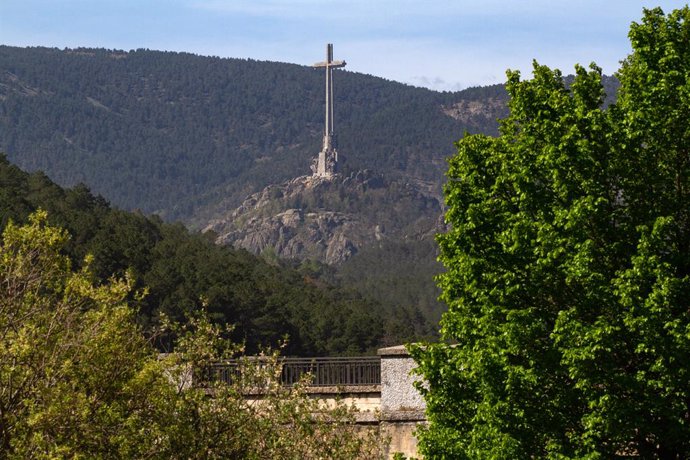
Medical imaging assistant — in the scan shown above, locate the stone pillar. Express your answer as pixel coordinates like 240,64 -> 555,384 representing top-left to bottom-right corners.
378,345 -> 426,459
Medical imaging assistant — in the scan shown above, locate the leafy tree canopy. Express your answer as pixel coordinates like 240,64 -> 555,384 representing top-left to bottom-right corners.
412,6 -> 690,459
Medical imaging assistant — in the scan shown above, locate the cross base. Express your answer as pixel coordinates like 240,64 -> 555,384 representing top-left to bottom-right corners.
311,146 -> 338,178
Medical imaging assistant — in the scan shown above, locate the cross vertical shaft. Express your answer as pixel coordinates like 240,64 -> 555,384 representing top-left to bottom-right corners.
311,43 -> 346,178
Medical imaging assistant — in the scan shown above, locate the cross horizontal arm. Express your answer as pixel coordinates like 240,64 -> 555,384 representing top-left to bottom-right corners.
313,60 -> 347,68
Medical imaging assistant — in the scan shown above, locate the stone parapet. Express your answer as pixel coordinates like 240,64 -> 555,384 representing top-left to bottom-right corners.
304,386 -> 381,413
378,345 -> 426,414
377,345 -> 426,459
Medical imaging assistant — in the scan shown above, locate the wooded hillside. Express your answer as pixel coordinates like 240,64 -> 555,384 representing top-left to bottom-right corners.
0,155 -> 435,355
0,45 -> 511,223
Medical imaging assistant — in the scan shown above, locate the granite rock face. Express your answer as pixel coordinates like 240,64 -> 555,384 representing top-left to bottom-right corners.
204,171 -> 443,265
441,97 -> 508,134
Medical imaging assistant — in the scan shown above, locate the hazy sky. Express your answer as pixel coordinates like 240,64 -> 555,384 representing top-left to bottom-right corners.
1,1 -> 686,91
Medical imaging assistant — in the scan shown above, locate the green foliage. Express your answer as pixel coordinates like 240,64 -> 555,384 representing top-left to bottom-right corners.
0,212 -> 384,458
412,6 -> 690,459
0,210 -> 151,456
0,155 -> 390,356
336,238 -> 444,337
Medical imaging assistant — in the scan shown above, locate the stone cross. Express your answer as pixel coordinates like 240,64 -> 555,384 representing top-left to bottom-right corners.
311,43 -> 346,178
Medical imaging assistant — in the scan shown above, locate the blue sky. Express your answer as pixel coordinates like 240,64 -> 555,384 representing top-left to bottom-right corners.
1,1 -> 687,91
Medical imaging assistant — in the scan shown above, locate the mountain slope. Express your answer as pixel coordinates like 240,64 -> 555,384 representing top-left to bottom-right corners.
0,45 -> 508,223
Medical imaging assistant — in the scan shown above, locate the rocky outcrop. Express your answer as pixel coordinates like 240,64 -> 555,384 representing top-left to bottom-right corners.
215,207 -> 362,264
441,97 -> 508,132
204,171 -> 443,265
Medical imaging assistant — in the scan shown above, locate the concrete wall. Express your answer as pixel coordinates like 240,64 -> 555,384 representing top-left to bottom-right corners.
381,421 -> 426,459
305,385 -> 381,413
378,345 -> 426,459
298,347 -> 427,459
379,345 -> 426,413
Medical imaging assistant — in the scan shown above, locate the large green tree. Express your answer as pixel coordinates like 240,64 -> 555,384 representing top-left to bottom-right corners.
412,6 -> 690,459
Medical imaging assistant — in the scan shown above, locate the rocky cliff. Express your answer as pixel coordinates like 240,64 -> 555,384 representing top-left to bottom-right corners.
204,170 -> 444,265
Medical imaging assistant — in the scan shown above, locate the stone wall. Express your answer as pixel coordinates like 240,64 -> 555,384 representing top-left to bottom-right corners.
378,345 -> 426,459
379,345 -> 426,414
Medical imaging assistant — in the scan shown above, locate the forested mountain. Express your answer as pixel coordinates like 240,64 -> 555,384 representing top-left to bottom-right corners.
0,155 -> 437,355
0,46 -> 620,327
0,45 -> 512,223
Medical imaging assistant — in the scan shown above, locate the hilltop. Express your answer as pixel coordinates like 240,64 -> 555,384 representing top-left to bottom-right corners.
0,154 -> 442,355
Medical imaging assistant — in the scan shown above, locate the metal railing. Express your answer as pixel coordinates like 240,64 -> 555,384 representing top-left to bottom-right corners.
205,356 -> 381,387
281,356 -> 381,386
